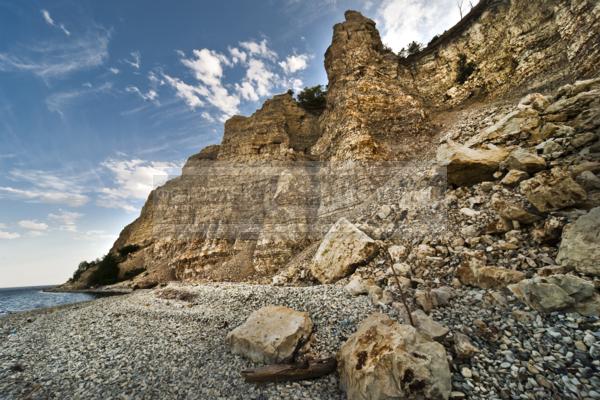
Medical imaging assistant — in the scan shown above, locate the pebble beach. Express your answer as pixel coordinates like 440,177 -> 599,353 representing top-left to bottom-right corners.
1,283 -> 599,399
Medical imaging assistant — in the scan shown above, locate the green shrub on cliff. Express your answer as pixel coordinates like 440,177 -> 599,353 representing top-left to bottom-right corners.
86,253 -> 121,286
118,244 -> 141,257
297,85 -> 327,114
456,53 -> 477,84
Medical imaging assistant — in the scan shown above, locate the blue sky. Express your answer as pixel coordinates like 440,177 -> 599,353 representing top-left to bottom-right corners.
0,0 -> 472,287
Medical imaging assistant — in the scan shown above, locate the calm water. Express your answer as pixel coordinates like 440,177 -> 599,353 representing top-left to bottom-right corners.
0,286 -> 98,316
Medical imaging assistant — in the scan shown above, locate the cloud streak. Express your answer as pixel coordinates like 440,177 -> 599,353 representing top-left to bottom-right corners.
41,9 -> 71,36
0,169 -> 90,207
0,26 -> 111,79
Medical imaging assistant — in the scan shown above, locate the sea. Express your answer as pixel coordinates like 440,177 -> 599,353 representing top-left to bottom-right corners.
0,286 -> 98,317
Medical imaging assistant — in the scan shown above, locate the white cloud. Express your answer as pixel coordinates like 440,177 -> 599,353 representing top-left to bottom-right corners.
201,112 -> 216,122
372,0 -> 477,52
235,81 -> 259,102
48,210 -> 83,232
239,59 -> 276,100
18,220 -> 49,231
279,54 -> 309,74
97,158 -> 181,212
41,9 -> 70,36
124,51 -> 141,69
228,47 -> 247,64
109,67 -> 120,74
182,49 -> 229,87
0,187 -> 89,207
0,27 -> 110,78
126,86 -> 159,103
0,231 -> 20,240
165,37 -> 307,121
0,169 -> 89,207
41,10 -> 55,26
163,74 -> 206,109
240,39 -> 277,60
165,49 -> 240,120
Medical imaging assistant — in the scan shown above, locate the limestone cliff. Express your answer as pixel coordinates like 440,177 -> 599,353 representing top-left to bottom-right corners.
64,0 -> 600,289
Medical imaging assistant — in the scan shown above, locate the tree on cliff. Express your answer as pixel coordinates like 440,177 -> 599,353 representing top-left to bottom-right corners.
296,85 -> 327,115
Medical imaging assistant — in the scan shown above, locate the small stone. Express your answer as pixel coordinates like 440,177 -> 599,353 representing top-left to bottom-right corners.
415,289 -> 434,313
501,169 -> 529,186
454,332 -> 479,359
411,309 -> 450,340
387,245 -> 408,263
461,367 -> 473,379
575,341 -> 588,352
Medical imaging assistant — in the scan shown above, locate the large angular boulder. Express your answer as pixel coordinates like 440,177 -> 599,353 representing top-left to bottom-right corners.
338,313 -> 451,400
509,275 -> 597,315
520,169 -> 587,212
505,148 -> 546,174
556,207 -> 600,276
227,306 -> 313,363
457,264 -> 525,289
437,141 -> 508,186
310,218 -> 378,284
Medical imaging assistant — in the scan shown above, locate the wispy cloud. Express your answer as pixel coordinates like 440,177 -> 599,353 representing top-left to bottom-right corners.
124,51 -> 141,69
126,85 -> 159,104
48,210 -> 83,232
0,230 -> 20,240
46,82 -> 113,115
18,220 -> 49,231
41,9 -> 70,36
0,169 -> 90,207
0,26 -> 111,79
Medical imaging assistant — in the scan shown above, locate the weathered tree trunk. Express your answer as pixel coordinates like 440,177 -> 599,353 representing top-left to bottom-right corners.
241,358 -> 337,383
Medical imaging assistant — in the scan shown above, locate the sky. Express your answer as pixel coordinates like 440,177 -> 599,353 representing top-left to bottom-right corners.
0,0 -> 475,287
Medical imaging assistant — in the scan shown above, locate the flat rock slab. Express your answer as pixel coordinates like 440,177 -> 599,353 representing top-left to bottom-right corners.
556,207 -> 600,276
310,218 -> 378,284
227,305 -> 313,364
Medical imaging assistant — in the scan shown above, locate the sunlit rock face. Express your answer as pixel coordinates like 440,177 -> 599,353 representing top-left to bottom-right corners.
397,0 -> 600,107
65,0 -> 600,288
313,11 -> 433,162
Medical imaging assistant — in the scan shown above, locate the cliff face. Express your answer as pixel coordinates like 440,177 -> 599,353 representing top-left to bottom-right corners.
66,0 -> 600,289
398,0 -> 600,107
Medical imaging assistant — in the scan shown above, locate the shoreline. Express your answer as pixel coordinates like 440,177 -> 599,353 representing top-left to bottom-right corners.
42,286 -> 132,296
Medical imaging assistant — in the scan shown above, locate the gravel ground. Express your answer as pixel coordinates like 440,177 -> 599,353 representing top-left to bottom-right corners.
427,287 -> 600,400
0,283 -> 376,400
1,283 -> 599,400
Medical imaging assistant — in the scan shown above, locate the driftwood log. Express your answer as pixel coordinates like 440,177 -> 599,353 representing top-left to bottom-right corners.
241,357 -> 337,383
